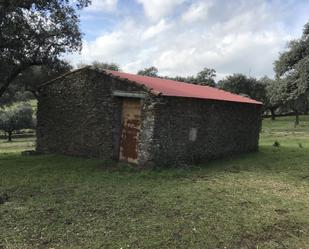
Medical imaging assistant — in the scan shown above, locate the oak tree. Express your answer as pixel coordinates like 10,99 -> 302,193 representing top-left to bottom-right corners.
0,0 -> 90,97
0,103 -> 34,141
274,21 -> 309,125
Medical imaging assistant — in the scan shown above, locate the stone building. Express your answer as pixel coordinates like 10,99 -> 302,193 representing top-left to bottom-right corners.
36,66 -> 262,166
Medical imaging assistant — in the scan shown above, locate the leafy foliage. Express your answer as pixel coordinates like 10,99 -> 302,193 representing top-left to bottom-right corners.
0,103 -> 34,141
194,68 -> 216,86
137,66 -> 217,86
0,62 -> 72,105
259,76 -> 284,119
0,0 -> 89,97
260,77 -> 282,107
20,63 -> 73,92
274,21 -> 309,124
137,66 -> 159,77
169,67 -> 217,87
218,74 -> 266,101
0,83 -> 33,106
275,22 -> 309,78
78,61 -> 121,71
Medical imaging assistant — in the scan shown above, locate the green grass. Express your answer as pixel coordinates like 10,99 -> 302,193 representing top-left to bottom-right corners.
0,116 -> 309,249
0,136 -> 35,153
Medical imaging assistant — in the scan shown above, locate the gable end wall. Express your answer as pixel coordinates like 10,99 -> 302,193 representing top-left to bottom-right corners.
36,69 -> 155,161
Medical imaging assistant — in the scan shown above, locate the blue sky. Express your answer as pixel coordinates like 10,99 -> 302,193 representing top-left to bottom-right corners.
68,0 -> 309,79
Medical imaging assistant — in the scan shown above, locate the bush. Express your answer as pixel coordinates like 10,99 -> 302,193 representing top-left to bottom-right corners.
273,141 -> 280,147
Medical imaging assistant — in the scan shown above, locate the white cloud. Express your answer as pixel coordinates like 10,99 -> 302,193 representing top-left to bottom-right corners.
182,1 -> 212,23
136,0 -> 186,21
86,0 -> 118,12
69,19 -> 143,67
152,31 -> 289,78
69,0 -> 307,80
142,19 -> 171,40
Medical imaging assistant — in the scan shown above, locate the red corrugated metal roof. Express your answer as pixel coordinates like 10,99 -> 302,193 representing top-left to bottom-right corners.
104,70 -> 262,105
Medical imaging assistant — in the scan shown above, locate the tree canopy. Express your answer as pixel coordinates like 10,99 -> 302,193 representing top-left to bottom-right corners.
275,22 -> 309,78
259,76 -> 283,120
218,74 -> 266,101
169,68 -> 217,87
274,21 -> 309,125
137,67 -> 159,77
137,66 -> 217,87
0,0 -> 89,97
194,68 -> 216,87
78,61 -> 121,71
0,103 -> 34,141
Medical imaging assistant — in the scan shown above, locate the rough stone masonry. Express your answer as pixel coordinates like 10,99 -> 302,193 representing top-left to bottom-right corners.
36,67 -> 262,166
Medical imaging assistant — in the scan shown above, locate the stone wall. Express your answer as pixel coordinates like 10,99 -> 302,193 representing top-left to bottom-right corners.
150,97 -> 262,166
36,68 -> 154,163
37,68 -> 262,166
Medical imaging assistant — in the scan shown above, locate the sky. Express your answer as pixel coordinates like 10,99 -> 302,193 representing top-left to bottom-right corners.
67,0 -> 309,80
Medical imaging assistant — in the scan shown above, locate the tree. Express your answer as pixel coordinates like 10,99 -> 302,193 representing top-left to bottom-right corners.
194,68 -> 216,87
0,0 -> 90,97
136,66 -> 217,86
18,62 -> 73,96
78,61 -> 120,71
260,76 -> 284,120
274,21 -> 309,125
218,74 -> 266,101
138,66 -> 159,77
0,82 -> 32,106
0,61 -> 72,105
0,103 -> 34,141
279,64 -> 309,126
168,68 -> 217,86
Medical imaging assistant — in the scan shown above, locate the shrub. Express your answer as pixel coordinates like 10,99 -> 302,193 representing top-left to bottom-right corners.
273,141 -> 280,147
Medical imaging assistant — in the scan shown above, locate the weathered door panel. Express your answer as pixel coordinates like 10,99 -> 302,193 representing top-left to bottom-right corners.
119,99 -> 141,164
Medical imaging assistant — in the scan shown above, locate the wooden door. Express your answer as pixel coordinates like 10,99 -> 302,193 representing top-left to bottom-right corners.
119,98 -> 141,164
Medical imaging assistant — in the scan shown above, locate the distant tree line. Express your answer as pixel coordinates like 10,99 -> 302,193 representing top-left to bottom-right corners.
138,66 -> 217,87
136,64 -> 308,124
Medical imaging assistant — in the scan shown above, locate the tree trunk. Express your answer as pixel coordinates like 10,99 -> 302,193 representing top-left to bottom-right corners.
270,108 -> 276,121
295,111 -> 300,127
8,131 -> 12,142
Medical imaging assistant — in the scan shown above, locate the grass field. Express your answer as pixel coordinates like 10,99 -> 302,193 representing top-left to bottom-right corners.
0,136 -> 35,153
0,116 -> 309,249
